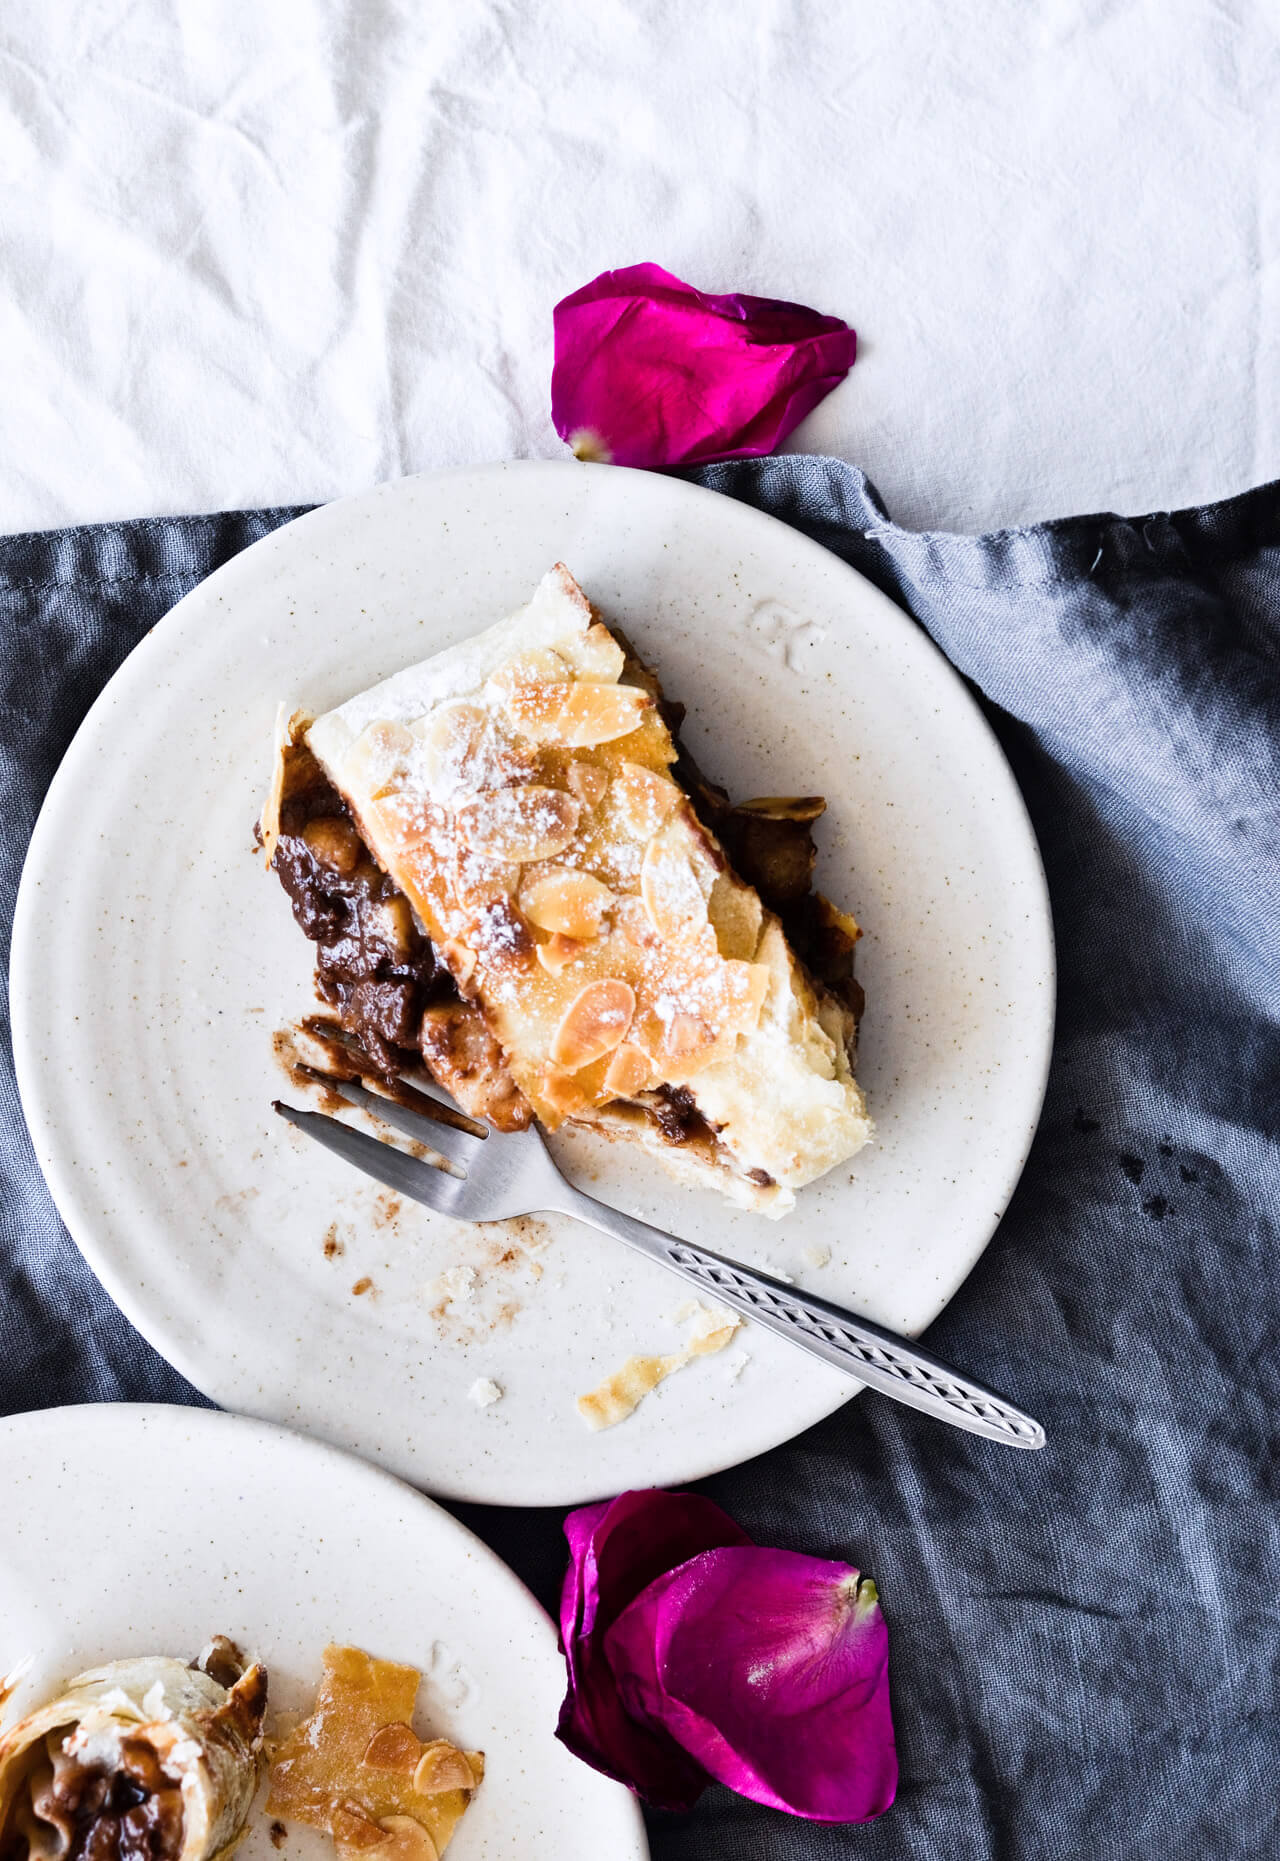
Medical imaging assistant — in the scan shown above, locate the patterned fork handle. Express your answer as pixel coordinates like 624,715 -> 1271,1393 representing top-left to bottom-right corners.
560,1185 -> 1045,1449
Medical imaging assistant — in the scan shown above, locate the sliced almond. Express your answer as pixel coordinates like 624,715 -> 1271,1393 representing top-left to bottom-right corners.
612,894 -> 665,954
332,1805 -> 392,1855
357,719 -> 417,800
536,932 -> 590,975
536,1066 -> 591,1120
411,1740 -> 479,1795
565,761 -> 609,808
613,762 -> 679,841
520,867 -> 614,940
559,622 -> 626,683
550,980 -> 636,1070
361,1723 -> 423,1775
661,1011 -> 715,1059
635,1008 -> 735,1082
452,843 -> 520,910
371,1817 -> 438,1861
640,816 -> 715,944
414,702 -> 488,798
503,681 -> 651,748
707,873 -> 763,961
734,795 -> 826,822
485,646 -> 573,703
455,786 -> 580,862
602,1040 -> 654,1098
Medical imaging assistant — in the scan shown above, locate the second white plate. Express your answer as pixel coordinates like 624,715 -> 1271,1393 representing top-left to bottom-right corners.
0,1404 -> 647,1860
11,462 -> 1053,1503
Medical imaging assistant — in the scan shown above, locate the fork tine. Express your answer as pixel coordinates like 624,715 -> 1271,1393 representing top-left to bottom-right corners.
273,1101 -> 462,1214
313,1075 -> 481,1165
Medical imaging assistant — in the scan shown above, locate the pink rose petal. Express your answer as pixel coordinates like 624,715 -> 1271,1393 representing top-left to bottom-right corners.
552,262 -> 856,470
556,1489 -> 752,1811
605,1545 -> 897,1823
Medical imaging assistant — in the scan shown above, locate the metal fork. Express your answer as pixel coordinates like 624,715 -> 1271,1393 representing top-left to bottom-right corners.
274,1082 -> 1045,1449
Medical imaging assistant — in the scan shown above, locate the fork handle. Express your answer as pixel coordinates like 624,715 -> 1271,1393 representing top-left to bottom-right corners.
557,1187 -> 1045,1449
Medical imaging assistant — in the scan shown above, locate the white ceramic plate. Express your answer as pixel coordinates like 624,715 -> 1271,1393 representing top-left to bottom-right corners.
11,462 -> 1053,1504
0,1404 -> 647,1861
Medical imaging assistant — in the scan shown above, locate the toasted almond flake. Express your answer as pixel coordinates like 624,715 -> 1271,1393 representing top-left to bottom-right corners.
332,1805 -> 392,1855
661,1011 -> 714,1059
535,932 -> 590,975
414,703 -> 488,798
612,893 -> 665,953
361,1725 -> 423,1775
504,680 -> 651,748
560,622 -> 626,682
485,646 -> 573,703
565,761 -> 609,807
536,1066 -> 591,1119
455,786 -> 579,862
520,867 -> 614,939
373,1817 -> 439,1861
412,1742 -> 479,1796
351,718 -> 418,801
602,1041 -> 655,1097
640,815 -> 715,943
735,794 -> 826,822
550,979 -> 636,1070
613,761 -> 679,841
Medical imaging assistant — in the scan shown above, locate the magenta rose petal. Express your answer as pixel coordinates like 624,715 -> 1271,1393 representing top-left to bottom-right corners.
604,1545 -> 897,1823
551,262 -> 856,471
556,1489 -> 753,1811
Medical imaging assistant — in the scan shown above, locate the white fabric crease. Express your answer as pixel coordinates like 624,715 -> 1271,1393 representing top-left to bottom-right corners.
0,0 -> 1275,534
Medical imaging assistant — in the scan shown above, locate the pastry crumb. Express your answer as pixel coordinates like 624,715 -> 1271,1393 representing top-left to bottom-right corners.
468,1377 -> 504,1408
351,1276 -> 373,1296
724,1350 -> 751,1381
803,1242 -> 831,1269
576,1303 -> 743,1431
268,1823 -> 287,1850
435,1264 -> 479,1305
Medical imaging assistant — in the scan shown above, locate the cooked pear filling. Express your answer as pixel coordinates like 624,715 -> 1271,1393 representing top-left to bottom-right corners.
263,566 -> 870,1212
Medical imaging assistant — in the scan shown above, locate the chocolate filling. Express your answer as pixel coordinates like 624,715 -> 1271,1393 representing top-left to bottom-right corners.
2,1741 -> 183,1861
647,1084 -> 717,1147
268,740 -> 459,1080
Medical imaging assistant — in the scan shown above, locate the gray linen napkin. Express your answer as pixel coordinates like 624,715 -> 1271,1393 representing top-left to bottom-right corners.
2,462 -> 1276,1859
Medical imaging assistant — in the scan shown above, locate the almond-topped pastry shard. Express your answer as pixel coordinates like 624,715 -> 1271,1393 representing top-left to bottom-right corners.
264,565 -> 871,1213
266,1647 -> 481,1861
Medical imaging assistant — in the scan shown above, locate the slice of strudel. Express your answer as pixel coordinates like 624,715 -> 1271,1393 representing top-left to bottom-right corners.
261,566 -> 871,1214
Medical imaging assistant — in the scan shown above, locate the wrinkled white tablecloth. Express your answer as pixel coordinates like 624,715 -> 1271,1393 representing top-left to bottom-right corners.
1,0 -> 1276,535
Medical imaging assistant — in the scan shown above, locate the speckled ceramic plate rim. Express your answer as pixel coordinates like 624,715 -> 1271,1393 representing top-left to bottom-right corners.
11,461 -> 1055,1502
0,1402 -> 648,1860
